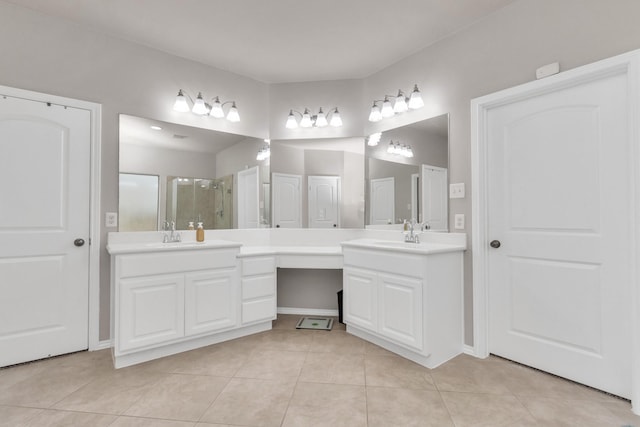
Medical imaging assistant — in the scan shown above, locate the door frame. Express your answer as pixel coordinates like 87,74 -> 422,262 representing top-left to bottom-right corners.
470,51 -> 640,413
0,85 -> 102,351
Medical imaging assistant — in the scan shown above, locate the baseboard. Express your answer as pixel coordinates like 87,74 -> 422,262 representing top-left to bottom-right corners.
277,307 -> 340,317
91,339 -> 113,351
463,344 -> 477,357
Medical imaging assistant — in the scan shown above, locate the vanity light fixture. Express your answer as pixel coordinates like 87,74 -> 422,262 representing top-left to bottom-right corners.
368,84 -> 424,122
256,139 -> 271,161
387,141 -> 414,158
173,89 -> 240,122
367,132 -> 382,146
285,107 -> 343,129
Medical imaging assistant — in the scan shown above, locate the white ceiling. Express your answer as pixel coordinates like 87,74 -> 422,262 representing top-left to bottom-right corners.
6,0 -> 516,83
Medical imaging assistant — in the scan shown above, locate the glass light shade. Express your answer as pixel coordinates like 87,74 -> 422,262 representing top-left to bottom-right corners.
408,85 -> 425,109
387,141 -> 395,154
368,103 -> 382,122
300,109 -> 313,127
209,97 -> 224,118
192,92 -> 208,115
367,132 -> 381,146
394,91 -> 408,113
285,110 -> 298,129
381,97 -> 395,118
407,147 -> 414,158
315,108 -> 328,127
329,109 -> 342,127
226,102 -> 240,122
173,90 -> 190,112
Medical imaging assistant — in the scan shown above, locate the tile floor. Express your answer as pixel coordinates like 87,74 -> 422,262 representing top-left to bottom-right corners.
1,315 -> 639,426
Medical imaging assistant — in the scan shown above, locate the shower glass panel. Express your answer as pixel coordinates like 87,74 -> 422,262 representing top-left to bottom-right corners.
166,174 -> 233,230
119,173 -> 159,231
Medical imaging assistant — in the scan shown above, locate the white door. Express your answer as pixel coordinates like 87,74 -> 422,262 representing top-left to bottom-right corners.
421,165 -> 447,231
237,166 -> 259,228
369,177 -> 394,225
308,175 -> 340,228
0,95 -> 91,367
410,173 -> 419,221
272,173 -> 302,228
486,68 -> 631,397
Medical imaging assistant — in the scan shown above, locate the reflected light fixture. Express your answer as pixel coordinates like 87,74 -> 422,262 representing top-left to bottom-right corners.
256,139 -> 271,161
368,84 -> 424,122
386,140 -> 414,158
173,89 -> 240,122
285,107 -> 342,129
367,132 -> 382,146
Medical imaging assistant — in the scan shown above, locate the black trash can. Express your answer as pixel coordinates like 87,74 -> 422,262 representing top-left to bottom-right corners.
337,289 -> 344,324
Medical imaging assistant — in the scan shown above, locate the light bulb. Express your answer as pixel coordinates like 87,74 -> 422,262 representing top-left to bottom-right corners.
226,102 -> 240,122
387,141 -> 395,154
408,84 -> 424,109
329,108 -> 343,127
286,110 -> 298,129
381,97 -> 394,118
368,103 -> 382,122
367,132 -> 381,146
300,108 -> 313,127
407,146 -> 414,158
315,108 -> 328,127
192,92 -> 208,115
173,89 -> 190,112
394,90 -> 408,113
209,97 -> 224,118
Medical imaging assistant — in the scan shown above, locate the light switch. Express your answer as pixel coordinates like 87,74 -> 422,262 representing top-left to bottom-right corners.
105,212 -> 118,228
450,183 -> 465,199
454,214 -> 465,230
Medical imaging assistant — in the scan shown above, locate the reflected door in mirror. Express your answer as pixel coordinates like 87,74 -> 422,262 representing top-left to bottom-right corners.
370,177 -> 395,225
272,173 -> 302,228
421,165 -> 448,231
238,166 -> 260,228
308,176 -> 341,228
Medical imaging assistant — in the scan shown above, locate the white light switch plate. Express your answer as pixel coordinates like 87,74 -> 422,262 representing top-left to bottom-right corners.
454,214 -> 465,230
450,183 -> 465,199
105,212 -> 118,228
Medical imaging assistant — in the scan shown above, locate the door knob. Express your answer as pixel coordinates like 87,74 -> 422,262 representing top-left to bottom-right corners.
276,224 -> 280,228
74,238 -> 86,247
490,240 -> 501,249
333,224 -> 337,228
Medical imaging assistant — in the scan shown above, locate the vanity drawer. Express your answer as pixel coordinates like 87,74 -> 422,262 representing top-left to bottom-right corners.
119,249 -> 238,278
242,297 -> 276,324
242,256 -> 275,276
242,275 -> 275,300
343,248 -> 424,277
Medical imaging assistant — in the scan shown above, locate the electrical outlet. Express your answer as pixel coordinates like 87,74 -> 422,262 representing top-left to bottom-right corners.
450,183 -> 465,199
454,214 -> 465,230
105,212 -> 118,228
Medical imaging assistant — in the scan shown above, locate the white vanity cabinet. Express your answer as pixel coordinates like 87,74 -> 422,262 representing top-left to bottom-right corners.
240,255 -> 277,325
342,241 -> 464,369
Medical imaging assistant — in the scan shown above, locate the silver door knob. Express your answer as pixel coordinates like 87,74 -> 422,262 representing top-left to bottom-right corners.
490,240 -> 501,248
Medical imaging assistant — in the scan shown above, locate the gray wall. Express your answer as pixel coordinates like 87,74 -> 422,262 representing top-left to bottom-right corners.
2,0 -> 640,344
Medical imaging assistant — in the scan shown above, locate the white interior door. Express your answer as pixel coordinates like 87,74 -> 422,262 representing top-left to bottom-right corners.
486,67 -> 631,397
308,175 -> 340,228
369,177 -> 394,225
421,165 -> 447,231
0,94 -> 91,367
237,166 -> 259,228
272,173 -> 301,228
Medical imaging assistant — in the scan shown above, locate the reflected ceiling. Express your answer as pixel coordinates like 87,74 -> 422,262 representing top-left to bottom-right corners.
6,0 -> 516,83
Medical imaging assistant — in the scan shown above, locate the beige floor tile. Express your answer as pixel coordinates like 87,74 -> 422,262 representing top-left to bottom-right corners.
53,368 -> 165,415
519,396 -> 640,427
272,314 -> 301,330
363,341 -> 396,357
308,330 -> 366,354
364,354 -> 436,390
234,349 -> 306,380
199,377 -> 295,427
440,391 -> 535,427
299,352 -> 365,385
19,409 -> 117,427
0,405 -> 43,427
166,346 -> 248,377
124,373 -> 229,421
282,382 -> 367,427
250,329 -> 315,352
366,386 -> 454,427
431,354 -> 513,394
109,416 -> 195,427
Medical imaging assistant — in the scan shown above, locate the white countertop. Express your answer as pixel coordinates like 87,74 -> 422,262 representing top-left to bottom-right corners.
106,239 -> 242,255
340,238 -> 466,255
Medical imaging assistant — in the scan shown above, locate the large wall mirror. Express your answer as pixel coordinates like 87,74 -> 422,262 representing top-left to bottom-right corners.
365,114 -> 449,231
118,114 -> 270,231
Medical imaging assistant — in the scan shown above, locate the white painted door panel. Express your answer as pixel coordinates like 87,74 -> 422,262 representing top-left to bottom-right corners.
185,270 -> 237,336
308,175 -> 340,228
272,173 -> 302,228
487,70 -> 631,397
0,96 -> 90,367
237,166 -> 259,229
421,165 -> 448,231
369,177 -> 394,225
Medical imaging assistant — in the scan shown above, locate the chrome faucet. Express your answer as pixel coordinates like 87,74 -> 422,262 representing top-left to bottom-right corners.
404,218 -> 422,243
162,220 -> 182,243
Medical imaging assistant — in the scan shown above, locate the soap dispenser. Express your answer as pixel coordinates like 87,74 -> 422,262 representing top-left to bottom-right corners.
188,221 -> 194,230
196,222 -> 205,242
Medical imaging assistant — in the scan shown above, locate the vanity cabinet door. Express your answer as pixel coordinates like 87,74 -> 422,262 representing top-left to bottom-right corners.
119,274 -> 185,352
378,273 -> 423,351
344,267 -> 378,331
185,269 -> 238,336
